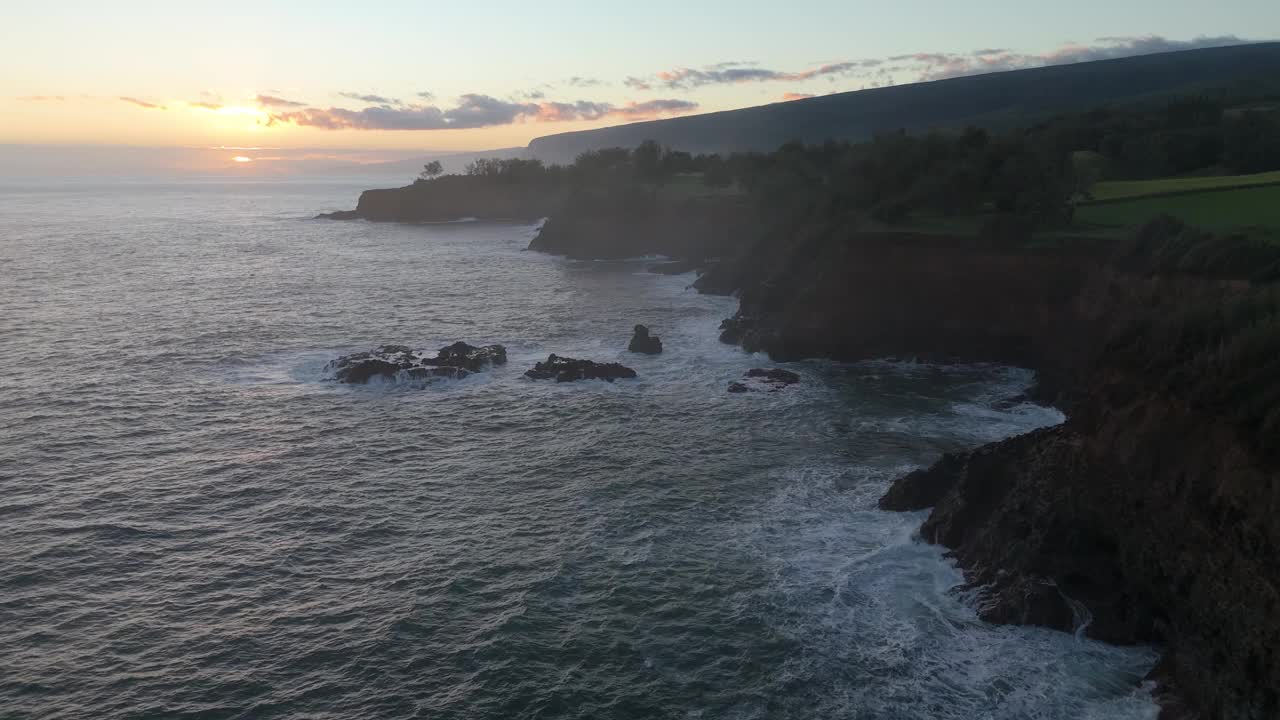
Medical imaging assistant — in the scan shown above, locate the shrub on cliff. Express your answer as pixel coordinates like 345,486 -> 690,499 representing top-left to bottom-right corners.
1105,218 -> 1280,463
1115,215 -> 1280,282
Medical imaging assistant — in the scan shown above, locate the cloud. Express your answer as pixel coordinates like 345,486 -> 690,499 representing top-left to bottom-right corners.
339,91 -> 400,105
119,96 -> 165,110
17,95 -> 66,101
188,101 -> 223,110
532,99 -> 699,121
532,100 -> 614,122
267,95 -> 531,130
416,90 -> 435,100
265,95 -> 699,131
566,76 -> 603,88
606,99 -> 699,119
899,34 -> 1252,81
781,92 -> 814,102
631,61 -> 866,90
254,94 -> 307,108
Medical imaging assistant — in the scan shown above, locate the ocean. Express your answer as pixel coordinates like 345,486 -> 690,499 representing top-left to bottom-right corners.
0,177 -> 1159,719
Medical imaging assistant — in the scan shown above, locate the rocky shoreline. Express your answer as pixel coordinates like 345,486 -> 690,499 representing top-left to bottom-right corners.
326,182 -> 1280,718
537,206 -> 1277,718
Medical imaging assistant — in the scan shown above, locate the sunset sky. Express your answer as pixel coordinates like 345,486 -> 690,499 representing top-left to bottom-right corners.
3,0 -> 1277,171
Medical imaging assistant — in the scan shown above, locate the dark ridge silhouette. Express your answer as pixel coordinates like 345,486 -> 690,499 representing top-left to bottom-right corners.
528,43 -> 1280,163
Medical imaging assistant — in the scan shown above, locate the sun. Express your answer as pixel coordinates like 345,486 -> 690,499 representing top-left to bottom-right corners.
232,156 -> 252,163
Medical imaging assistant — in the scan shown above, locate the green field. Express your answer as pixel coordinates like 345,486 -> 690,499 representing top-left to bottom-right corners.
1076,184 -> 1280,236
1091,171 -> 1280,202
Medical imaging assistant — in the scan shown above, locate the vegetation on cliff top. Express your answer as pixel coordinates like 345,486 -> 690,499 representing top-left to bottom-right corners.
403,87 -> 1280,244
1106,216 -> 1280,463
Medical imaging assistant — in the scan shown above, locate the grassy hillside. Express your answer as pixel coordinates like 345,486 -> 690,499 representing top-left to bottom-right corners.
1078,185 -> 1280,236
1091,171 -> 1280,201
528,43 -> 1280,163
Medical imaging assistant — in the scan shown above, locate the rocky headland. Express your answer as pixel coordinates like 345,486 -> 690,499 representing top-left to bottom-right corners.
526,199 -> 1280,717
709,214 -> 1280,719
319,176 -> 569,223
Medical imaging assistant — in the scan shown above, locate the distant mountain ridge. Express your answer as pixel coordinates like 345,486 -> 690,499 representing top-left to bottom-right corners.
527,42 -> 1280,163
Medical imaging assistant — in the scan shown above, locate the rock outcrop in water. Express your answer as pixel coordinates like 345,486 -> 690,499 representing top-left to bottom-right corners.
726,368 -> 801,393
431,341 -> 509,371
524,354 -> 637,383
328,342 -> 507,384
746,368 -> 799,385
627,325 -> 663,354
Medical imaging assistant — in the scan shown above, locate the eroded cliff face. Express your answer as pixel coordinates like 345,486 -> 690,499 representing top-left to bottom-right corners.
527,195 -> 758,261
715,230 -> 1101,401
698,211 -> 1280,717
878,270 -> 1280,719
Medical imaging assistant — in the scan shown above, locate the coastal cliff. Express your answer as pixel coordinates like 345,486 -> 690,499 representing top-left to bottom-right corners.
851,226 -> 1278,719
641,207 -> 1280,717
324,177 -> 569,222
329,159 -> 1280,715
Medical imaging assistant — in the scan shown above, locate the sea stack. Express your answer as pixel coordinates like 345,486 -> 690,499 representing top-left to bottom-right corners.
628,324 -> 663,354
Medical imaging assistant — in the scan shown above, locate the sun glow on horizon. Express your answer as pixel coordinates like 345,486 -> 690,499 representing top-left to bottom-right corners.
215,105 -> 267,117
231,155 -> 252,162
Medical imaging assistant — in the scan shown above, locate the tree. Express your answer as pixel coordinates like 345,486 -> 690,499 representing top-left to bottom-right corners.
418,160 -> 443,181
632,139 -> 668,187
1070,150 -> 1107,202
1223,111 -> 1280,174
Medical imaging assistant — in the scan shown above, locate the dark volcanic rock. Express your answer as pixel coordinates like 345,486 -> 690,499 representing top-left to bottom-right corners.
431,341 -> 508,371
687,262 -> 735,296
627,325 -> 663,354
877,267 -> 1280,718
404,366 -> 470,381
878,452 -> 970,511
717,316 -> 748,344
727,367 -> 801,393
328,341 -> 506,384
883,425 -> 1161,646
713,231 -> 1100,371
524,354 -> 637,383
745,368 -> 800,385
